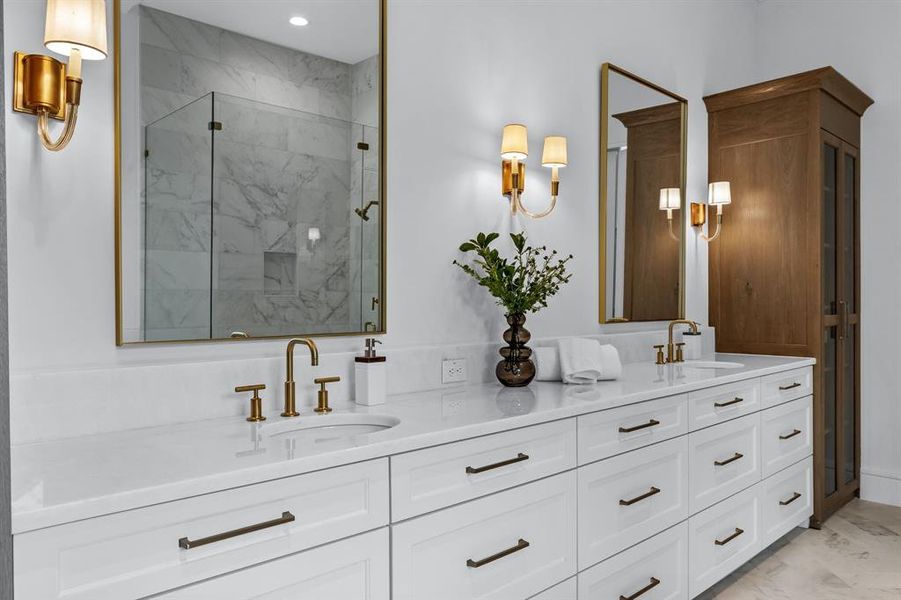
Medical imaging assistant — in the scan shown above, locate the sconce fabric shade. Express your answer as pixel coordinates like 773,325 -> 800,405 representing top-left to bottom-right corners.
501,124 -> 528,160
659,188 -> 681,211
708,181 -> 732,205
308,227 -> 321,242
541,136 -> 568,168
44,0 -> 108,61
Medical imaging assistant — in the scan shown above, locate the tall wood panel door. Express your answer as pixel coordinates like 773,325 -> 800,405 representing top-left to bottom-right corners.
820,132 -> 861,518
705,67 -> 871,526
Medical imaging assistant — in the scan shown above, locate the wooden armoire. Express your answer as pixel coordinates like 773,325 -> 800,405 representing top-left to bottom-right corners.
704,68 -> 872,527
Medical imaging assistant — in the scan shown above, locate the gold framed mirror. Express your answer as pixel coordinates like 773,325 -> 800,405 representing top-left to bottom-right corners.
599,63 -> 686,324
114,0 -> 386,345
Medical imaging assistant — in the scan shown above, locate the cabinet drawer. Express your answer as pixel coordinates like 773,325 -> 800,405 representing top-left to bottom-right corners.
688,413 -> 761,514
762,457 -> 812,547
153,528 -> 389,599
392,471 -> 577,600
529,577 -> 577,600
579,522 -> 688,600
761,367 -> 812,408
688,484 -> 762,599
391,419 -> 576,521
578,437 -> 689,569
761,396 -> 813,478
14,459 -> 389,600
688,379 -> 760,431
578,394 -> 688,465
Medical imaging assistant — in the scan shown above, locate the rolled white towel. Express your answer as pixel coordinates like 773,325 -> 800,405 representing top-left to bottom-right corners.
558,338 -> 603,384
558,338 -> 622,384
534,346 -> 562,381
597,343 -> 622,380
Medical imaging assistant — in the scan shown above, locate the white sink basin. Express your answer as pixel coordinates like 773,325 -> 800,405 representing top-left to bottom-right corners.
682,360 -> 744,370
261,413 -> 400,444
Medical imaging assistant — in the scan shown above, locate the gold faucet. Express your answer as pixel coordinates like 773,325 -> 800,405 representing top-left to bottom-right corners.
666,319 -> 699,363
284,338 -> 319,417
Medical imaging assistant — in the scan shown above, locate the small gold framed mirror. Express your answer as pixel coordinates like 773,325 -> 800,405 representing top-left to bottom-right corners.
599,63 -> 687,324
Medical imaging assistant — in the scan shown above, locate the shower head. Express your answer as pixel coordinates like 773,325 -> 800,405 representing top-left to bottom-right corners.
355,200 -> 379,221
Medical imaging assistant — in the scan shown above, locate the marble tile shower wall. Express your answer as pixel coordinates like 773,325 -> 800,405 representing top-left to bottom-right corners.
10,328 -> 715,444
139,7 -> 377,340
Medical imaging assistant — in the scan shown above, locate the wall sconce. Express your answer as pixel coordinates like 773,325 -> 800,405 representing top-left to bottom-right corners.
13,0 -> 108,152
307,226 -> 321,251
659,187 -> 681,241
500,124 -> 567,219
691,181 -> 732,242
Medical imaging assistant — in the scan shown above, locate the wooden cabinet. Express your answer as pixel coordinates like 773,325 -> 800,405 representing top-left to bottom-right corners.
705,67 -> 872,526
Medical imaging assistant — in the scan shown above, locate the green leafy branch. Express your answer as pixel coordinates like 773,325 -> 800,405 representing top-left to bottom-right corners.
453,232 -> 573,315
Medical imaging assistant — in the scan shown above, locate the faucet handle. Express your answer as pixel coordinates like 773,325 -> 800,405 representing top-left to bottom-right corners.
314,377 -> 340,413
675,342 -> 686,363
653,345 -> 665,366
235,384 -> 266,422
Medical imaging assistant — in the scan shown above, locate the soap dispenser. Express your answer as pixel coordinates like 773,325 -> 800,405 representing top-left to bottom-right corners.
355,338 -> 386,406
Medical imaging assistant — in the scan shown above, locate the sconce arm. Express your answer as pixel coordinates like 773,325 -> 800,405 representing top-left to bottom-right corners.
700,212 -> 723,242
667,216 -> 680,241
515,193 -> 557,219
37,102 -> 79,151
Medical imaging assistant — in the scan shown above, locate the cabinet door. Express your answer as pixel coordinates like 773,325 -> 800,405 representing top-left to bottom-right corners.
820,132 -> 860,518
153,528 -> 389,600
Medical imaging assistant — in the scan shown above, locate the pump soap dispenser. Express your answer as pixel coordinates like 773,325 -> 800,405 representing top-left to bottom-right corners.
355,338 -> 386,406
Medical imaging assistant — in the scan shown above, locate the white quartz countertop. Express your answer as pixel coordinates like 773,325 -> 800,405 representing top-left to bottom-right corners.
11,353 -> 813,534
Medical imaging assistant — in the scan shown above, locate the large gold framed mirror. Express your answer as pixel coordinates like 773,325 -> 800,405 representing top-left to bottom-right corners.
114,0 -> 386,345
599,63 -> 686,324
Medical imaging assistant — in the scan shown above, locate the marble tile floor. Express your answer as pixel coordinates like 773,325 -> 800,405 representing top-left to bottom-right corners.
701,499 -> 901,599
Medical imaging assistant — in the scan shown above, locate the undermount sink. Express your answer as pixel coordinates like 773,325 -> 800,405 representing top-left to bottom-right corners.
682,360 -> 744,369
260,413 -> 400,443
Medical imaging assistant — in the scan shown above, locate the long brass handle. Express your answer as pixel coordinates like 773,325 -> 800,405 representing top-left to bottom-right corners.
714,452 -> 744,467
466,453 -> 529,474
179,511 -> 295,550
714,527 -> 744,546
466,538 -> 530,568
779,429 -> 802,440
619,577 -> 661,600
619,419 -> 660,433
780,492 -> 802,506
714,397 -> 744,408
619,486 -> 661,506
839,300 -> 849,340
779,382 -> 801,391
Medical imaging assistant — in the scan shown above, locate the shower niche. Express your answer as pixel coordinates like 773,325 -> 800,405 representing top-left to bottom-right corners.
115,1 -> 385,343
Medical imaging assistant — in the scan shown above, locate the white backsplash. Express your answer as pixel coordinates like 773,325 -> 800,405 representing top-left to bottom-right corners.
10,327 -> 714,445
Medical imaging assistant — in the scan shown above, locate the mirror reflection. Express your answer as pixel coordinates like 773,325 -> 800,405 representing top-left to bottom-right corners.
601,64 -> 685,323
117,0 -> 383,344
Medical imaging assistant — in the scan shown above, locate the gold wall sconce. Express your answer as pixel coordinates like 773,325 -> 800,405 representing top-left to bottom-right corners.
500,124 -> 568,219
13,0 -> 108,152
659,187 -> 681,241
691,181 -> 732,242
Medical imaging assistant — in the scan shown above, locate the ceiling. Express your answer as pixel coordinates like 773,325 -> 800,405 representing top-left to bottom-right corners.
136,0 -> 379,64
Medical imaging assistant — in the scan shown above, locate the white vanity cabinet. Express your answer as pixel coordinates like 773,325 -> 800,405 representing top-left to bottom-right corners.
12,362 -> 815,600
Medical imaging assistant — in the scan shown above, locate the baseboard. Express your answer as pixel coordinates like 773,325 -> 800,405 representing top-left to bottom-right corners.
860,468 -> 901,507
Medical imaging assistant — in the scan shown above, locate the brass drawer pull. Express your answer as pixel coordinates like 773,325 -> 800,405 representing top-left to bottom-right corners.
466,452 -> 529,474
619,419 -> 660,433
780,492 -> 802,506
714,452 -> 744,467
714,527 -> 744,546
178,511 -> 295,550
779,429 -> 802,440
619,577 -> 661,600
714,397 -> 744,408
466,538 -> 530,568
619,486 -> 661,506
779,382 -> 802,391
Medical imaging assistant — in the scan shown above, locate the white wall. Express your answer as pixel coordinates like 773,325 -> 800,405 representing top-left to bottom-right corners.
3,0 -> 757,378
755,0 -> 901,506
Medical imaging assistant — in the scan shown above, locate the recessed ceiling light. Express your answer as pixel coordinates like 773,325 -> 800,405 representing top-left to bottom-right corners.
289,16 -> 309,27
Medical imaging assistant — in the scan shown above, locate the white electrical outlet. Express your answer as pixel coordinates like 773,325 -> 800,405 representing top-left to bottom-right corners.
441,358 -> 467,384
